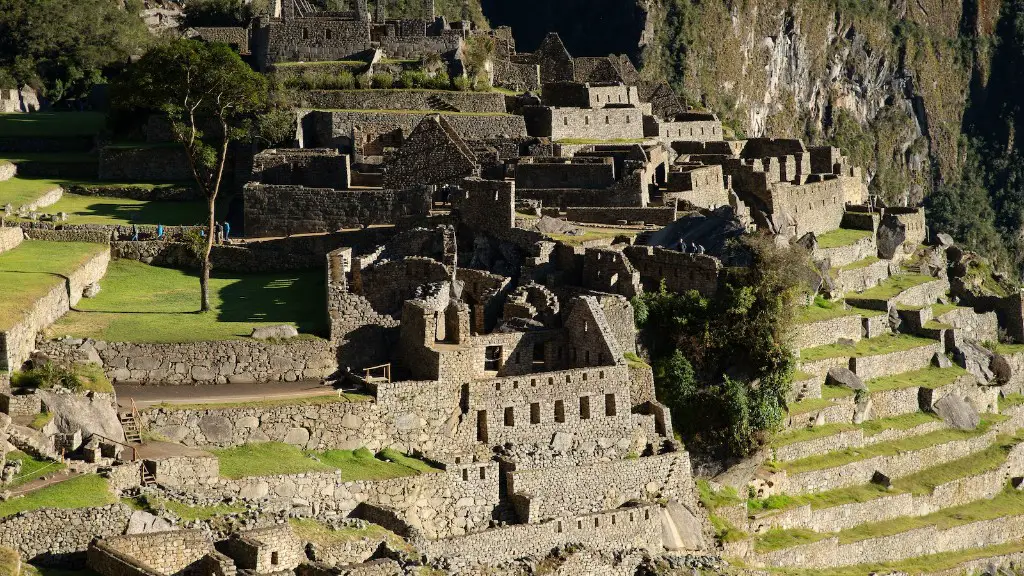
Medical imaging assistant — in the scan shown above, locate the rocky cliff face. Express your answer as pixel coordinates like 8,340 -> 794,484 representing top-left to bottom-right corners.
484,0 -> 1005,207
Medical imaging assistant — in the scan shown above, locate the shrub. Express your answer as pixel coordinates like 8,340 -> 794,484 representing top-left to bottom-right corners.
371,73 -> 394,89
427,71 -> 450,90
355,73 -> 372,89
12,363 -> 113,394
398,70 -> 427,88
452,75 -> 473,91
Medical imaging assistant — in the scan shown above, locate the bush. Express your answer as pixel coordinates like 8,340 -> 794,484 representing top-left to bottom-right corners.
355,73 -> 372,89
371,73 -> 394,89
12,363 -> 113,394
398,70 -> 428,88
452,75 -> 473,91
427,71 -> 451,90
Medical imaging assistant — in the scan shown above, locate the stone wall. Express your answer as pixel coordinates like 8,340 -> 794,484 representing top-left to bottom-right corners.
37,337 -> 336,385
783,430 -> 996,494
493,60 -> 541,92
936,307 -> 998,344
566,207 -> 677,226
302,110 -> 527,151
98,146 -> 192,182
0,160 -> 15,181
93,531 -> 213,576
508,451 -> 692,522
833,259 -> 891,294
663,165 -> 728,210
0,226 -> 23,254
16,186 -> 63,212
251,148 -> 351,190
849,341 -> 940,380
759,513 -> 1024,569
812,234 -> 876,269
418,504 -> 662,567
296,90 -> 507,113
790,315 -> 863,350
242,184 -> 431,237
621,247 -> 721,296
0,503 -> 133,565
523,106 -> 645,141
771,418 -> 944,463
772,177 -> 850,237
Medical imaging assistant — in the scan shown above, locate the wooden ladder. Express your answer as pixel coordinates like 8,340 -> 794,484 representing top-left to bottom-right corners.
120,412 -> 142,444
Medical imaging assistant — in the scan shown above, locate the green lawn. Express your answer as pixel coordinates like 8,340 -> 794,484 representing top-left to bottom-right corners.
0,240 -> 108,331
844,274 -> 937,302
19,193 -> 205,226
289,518 -> 413,552
2,451 -> 65,490
125,494 -> 245,521
0,177 -> 62,209
859,412 -> 940,436
773,422 -> 858,448
838,255 -> 880,271
787,385 -> 855,415
0,474 -> 115,518
793,296 -> 858,324
773,413 -> 940,449
800,333 -> 937,362
866,365 -> 966,392
50,259 -> 326,342
815,228 -> 873,249
212,442 -> 439,480
0,113 -> 105,137
781,415 -> 1000,475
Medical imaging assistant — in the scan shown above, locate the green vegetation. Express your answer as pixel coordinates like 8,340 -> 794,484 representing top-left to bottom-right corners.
799,333 -> 937,362
1003,394 -> 1024,409
696,479 -> 743,509
0,113 -> 105,137
859,412 -> 940,436
545,228 -> 635,246
634,237 -> 812,457
844,274 -> 937,302
51,259 -> 326,342
624,352 -> 650,369
1,452 -> 65,490
0,241 -> 107,332
865,365 -> 966,392
793,296 -> 857,324
124,494 -> 245,521
0,177 -> 62,210
838,256 -> 880,271
14,193 -> 206,226
815,228 -> 873,249
787,384 -> 855,416
781,415 -> 1001,475
274,60 -> 366,68
212,443 -> 438,480
773,413 -> 938,449
28,412 -> 53,431
772,422 -> 857,447
13,362 -> 113,394
0,474 -> 115,518
0,547 -> 17,576
288,518 -> 411,551
770,540 -> 1024,576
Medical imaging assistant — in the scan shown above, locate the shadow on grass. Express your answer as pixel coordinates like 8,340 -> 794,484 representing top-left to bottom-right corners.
70,200 -> 205,226
216,270 -> 328,335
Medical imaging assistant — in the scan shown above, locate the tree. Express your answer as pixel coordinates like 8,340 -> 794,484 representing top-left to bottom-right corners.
0,0 -> 151,102
113,40 -> 267,311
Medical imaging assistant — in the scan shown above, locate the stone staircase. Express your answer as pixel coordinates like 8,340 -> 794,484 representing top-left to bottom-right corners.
705,248 -> 1024,574
425,94 -> 459,112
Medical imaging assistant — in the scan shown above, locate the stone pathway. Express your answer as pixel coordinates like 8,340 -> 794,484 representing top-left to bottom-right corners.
115,380 -> 336,408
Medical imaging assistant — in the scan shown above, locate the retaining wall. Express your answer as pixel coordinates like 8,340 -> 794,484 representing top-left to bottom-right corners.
791,315 -> 863,351
0,226 -> 23,254
296,90 -> 508,113
0,503 -> 133,565
565,207 -> 677,226
850,342 -> 941,380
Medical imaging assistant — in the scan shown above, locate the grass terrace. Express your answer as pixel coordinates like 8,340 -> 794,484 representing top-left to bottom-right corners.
799,333 -> 937,362
844,274 -> 936,302
0,240 -> 108,332
772,413 -> 940,449
0,474 -> 115,518
212,442 -> 440,480
815,228 -> 873,249
837,255 -> 880,271
0,112 -> 105,137
50,259 -> 326,343
0,176 -> 63,209
787,384 -> 855,415
793,296 -> 858,324
866,365 -> 966,392
779,414 -> 1003,475
545,227 -> 637,246
1,451 -> 65,490
21,193 -> 205,226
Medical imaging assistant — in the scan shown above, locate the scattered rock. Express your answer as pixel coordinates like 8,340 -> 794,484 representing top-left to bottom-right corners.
932,353 -> 953,369
83,283 -> 101,298
935,233 -> 955,247
870,471 -> 892,488
953,341 -> 996,383
251,325 -> 299,340
934,395 -> 980,431
550,431 -> 573,452
126,510 -> 174,534
826,367 -> 866,392
876,214 -> 907,259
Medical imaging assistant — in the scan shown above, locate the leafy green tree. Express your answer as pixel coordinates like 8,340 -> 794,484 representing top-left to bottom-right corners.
113,40 -> 267,311
0,0 -> 151,102
182,0 -> 268,28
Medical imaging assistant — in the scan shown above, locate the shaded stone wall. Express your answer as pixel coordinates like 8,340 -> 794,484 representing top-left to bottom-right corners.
773,177 -> 849,237
791,315 -> 863,350
621,247 -> 720,296
251,148 -> 351,190
493,60 -> 540,91
98,147 -> 192,182
97,531 -> 213,576
65,184 -> 201,202
297,90 -> 507,113
303,110 -> 527,151
663,165 -> 728,210
37,337 -> 336,385
243,184 -> 431,237
515,159 -> 616,190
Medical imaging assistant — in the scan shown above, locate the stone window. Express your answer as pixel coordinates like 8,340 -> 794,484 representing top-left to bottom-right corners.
585,116 -> 590,125
594,517 -> 600,527
689,128 -> 693,136
484,346 -> 502,371
629,512 -> 634,521
477,410 -> 488,442
582,372 -> 588,382
533,343 -> 545,370
557,521 -> 563,533
580,396 -> 591,419
566,374 -> 571,383
605,115 -> 610,124
480,467 -> 487,480
462,468 -> 469,480
563,117 -> 568,126
577,520 -> 583,529
626,116 -> 630,124
611,514 -> 616,525
272,552 -> 279,565
554,400 -> 565,422
605,393 -> 616,416
618,94 -> 622,103
325,29 -> 332,40
504,406 -> 514,426
515,351 -> 521,364
302,28 -> 309,39
599,370 -> 605,379
585,350 -> 591,364
530,403 -> 540,424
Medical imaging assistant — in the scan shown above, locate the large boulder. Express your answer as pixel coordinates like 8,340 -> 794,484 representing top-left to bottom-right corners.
953,341 -> 996,383
936,233 -> 955,247
251,325 -> 298,340
934,394 -> 981,430
661,501 -> 708,552
126,510 -> 174,534
36,390 -> 124,443
826,367 -> 867,392
876,214 -> 907,259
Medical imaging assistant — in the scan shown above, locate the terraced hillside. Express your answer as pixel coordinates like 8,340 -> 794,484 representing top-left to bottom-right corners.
702,227 -> 1024,575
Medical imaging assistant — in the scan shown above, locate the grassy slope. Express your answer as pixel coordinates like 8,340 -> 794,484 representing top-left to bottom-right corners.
866,365 -> 967,392
1,452 -> 65,490
0,241 -> 107,331
0,177 -> 62,209
800,333 -> 937,362
50,259 -> 326,342
815,228 -> 873,249
844,274 -> 937,302
21,193 -> 205,226
0,113 -> 105,137
0,474 -> 115,518
212,442 -> 439,480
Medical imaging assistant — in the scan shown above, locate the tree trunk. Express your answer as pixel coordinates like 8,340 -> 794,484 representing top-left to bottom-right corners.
201,194 -> 215,312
